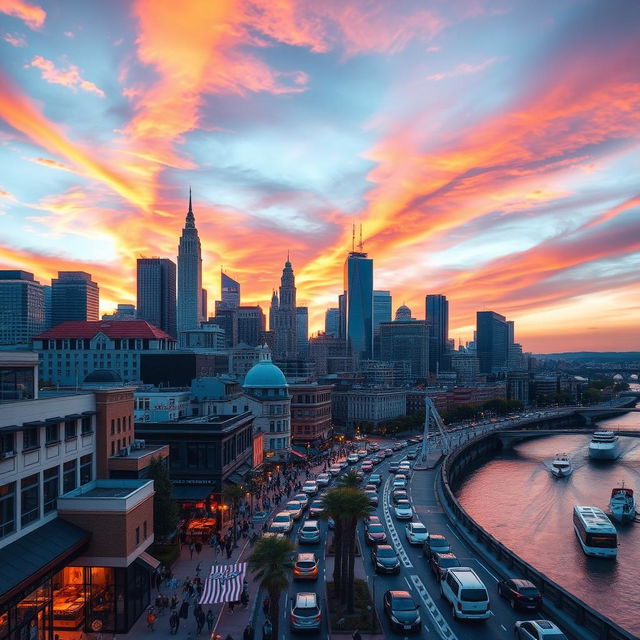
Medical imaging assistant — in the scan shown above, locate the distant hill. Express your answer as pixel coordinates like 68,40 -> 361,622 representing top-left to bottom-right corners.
536,352 -> 640,361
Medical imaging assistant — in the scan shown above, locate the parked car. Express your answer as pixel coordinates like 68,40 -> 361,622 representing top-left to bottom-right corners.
439,567 -> 490,620
430,552 -> 461,581
316,473 -> 330,487
302,480 -> 318,495
423,534 -> 450,559
364,522 -> 388,545
514,620 -> 568,640
298,520 -> 321,544
394,499 -> 413,520
405,522 -> 428,545
498,579 -> 542,611
290,592 -> 322,632
364,483 -> 378,493
371,544 -> 400,575
293,552 -> 318,580
383,590 -> 421,633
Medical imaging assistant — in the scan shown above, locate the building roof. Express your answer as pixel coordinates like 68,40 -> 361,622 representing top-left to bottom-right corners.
243,359 -> 287,389
34,320 -> 173,341
84,369 -> 123,383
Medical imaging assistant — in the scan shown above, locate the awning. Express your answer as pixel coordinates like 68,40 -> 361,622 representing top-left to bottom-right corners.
226,472 -> 245,485
199,562 -> 247,604
81,411 -> 97,416
64,414 -> 82,420
137,551 -> 161,570
290,449 -> 306,459
171,485 -> 213,501
0,518 -> 90,603
45,416 -> 63,423
22,420 -> 45,427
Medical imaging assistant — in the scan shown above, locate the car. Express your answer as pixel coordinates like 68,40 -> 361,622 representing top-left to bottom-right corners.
347,453 -> 359,464
498,579 -> 542,611
430,552 -> 461,580
365,491 -> 378,507
406,450 -> 418,460
357,449 -> 367,459
361,462 -> 373,472
394,500 -> 413,520
262,531 -> 285,539
309,499 -> 325,518
284,500 -> 303,520
364,522 -> 388,545
439,567 -> 490,620
389,462 -> 400,473
384,448 -> 394,457
392,489 -> 409,504
293,552 -> 319,580
298,520 -> 321,544
294,493 -> 309,509
514,620 -> 568,640
367,514 -> 381,525
302,480 -> 318,495
270,512 -> 293,534
383,590 -> 421,633
364,483 -> 378,493
398,462 -> 412,474
316,473 -> 331,487
290,592 -> 321,632
393,477 -> 407,490
329,464 -> 342,476
423,534 -> 450,559
369,473 -> 382,486
371,544 -> 400,574
393,442 -> 403,451
405,522 -> 428,545
355,470 -> 365,481
339,459 -> 349,469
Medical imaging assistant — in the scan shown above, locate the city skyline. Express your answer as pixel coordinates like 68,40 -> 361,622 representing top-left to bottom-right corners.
1,1 -> 639,352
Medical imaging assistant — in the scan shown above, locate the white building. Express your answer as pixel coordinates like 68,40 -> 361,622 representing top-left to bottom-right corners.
332,388 -> 406,433
134,389 -> 191,422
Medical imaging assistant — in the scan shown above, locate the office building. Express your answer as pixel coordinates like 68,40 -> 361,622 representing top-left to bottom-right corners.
373,290 -> 392,331
476,311 -> 508,374
237,306 -> 266,347
101,304 -> 137,321
207,310 -> 237,348
216,272 -> 241,311
344,250 -> 373,361
289,383 -> 333,446
379,313 -> 429,380
450,351 -> 481,384
51,272 -> 99,325
332,388 -> 406,435
0,271 -> 45,347
270,257 -> 298,359
324,308 -> 340,337
425,294 -> 449,374
296,307 -> 308,358
308,334 -> 349,376
177,191 -> 203,337
180,324 -> 226,352
136,258 -> 176,337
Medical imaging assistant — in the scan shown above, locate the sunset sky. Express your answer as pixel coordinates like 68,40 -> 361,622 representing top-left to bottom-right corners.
1,0 -> 639,352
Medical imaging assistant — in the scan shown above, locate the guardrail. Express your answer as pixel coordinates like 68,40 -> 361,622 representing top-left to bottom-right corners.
439,434 -> 635,640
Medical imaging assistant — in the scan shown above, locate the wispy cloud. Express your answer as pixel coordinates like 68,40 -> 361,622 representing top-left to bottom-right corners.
3,32 -> 26,46
0,0 -> 45,30
427,57 -> 500,81
26,55 -> 105,97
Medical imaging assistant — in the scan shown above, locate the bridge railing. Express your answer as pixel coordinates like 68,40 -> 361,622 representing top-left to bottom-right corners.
438,435 -> 635,640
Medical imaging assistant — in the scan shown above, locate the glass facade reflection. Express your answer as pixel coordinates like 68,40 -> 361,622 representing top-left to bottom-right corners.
344,252 -> 373,361
0,367 -> 35,404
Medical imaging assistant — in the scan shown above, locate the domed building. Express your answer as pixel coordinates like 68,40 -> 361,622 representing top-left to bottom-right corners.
395,304 -> 413,321
82,369 -> 123,387
243,346 -> 291,459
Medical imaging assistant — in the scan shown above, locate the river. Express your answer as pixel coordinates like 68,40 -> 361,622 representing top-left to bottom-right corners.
456,400 -> 640,635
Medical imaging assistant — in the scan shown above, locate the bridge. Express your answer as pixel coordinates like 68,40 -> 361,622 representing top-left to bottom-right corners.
497,428 -> 640,447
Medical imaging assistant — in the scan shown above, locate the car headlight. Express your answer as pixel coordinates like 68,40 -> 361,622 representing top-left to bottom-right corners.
391,615 -> 400,624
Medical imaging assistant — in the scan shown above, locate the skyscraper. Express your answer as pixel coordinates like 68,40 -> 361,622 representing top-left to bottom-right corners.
476,311 -> 508,374
177,190 -> 203,337
344,250 -> 373,361
137,257 -> 177,336
373,290 -> 392,331
379,315 -> 429,380
0,271 -> 45,346
425,294 -> 449,374
51,271 -> 99,325
296,306 -> 308,358
324,308 -> 340,337
237,306 -> 266,346
271,256 -> 298,359
218,272 -> 241,310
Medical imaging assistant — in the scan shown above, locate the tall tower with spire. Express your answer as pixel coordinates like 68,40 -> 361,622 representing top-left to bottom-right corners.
271,256 -> 298,359
177,189 -> 203,339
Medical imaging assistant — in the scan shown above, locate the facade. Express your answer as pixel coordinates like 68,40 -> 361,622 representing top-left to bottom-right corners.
273,359 -> 316,382
296,307 -> 308,358
139,352 -> 229,387
136,258 -> 176,337
208,310 -> 237,347
237,306 -> 266,347
217,272 -> 241,311
507,371 -> 531,406
101,304 -> 137,321
332,388 -> 406,434
425,294 -> 449,374
450,352 -> 481,384
51,272 -> 99,326
180,325 -> 226,352
373,290 -> 392,332
33,321 -> 176,386
0,271 -> 45,348
270,258 -> 298,359
0,353 -> 157,638
476,311 -> 508,374
379,318 -> 429,380
289,383 -> 333,445
134,389 -> 191,423
360,360 -> 411,387
308,334 -> 349,376
324,308 -> 339,337
344,251 -> 373,361
177,192 -> 203,338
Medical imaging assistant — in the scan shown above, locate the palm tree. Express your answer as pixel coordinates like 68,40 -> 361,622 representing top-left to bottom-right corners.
321,488 -> 345,599
248,535 -> 295,638
337,468 -> 360,488
222,484 -> 246,547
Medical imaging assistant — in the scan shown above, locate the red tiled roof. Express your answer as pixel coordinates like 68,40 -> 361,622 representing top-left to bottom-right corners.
34,320 -> 174,341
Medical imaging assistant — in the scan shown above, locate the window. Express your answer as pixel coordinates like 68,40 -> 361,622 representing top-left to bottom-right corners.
22,427 -> 39,450
80,454 -> 93,485
0,432 -> 15,457
269,421 -> 275,433
64,419 -> 77,440
21,473 -> 40,526
43,467 -> 59,514
111,441 -> 115,456
110,419 -> 115,435
0,482 -> 16,538
117,417 -> 121,433
143,521 -> 147,538
135,526 -> 140,545
63,460 -> 77,494
45,422 -> 59,444
81,416 -> 93,434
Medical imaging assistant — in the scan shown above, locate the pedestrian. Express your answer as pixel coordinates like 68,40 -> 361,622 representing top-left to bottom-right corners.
261,618 -> 272,640
240,589 -> 249,609
146,608 -> 156,631
228,600 -> 235,614
195,561 -> 202,576
206,609 -> 214,633
195,541 -> 203,555
243,624 -> 254,640
179,600 -> 189,620
189,542 -> 195,559
262,597 -> 269,615
169,610 -> 179,635
196,610 -> 205,635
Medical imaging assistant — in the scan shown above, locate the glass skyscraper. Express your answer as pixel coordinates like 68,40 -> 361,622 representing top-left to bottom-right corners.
344,251 -> 373,361
425,294 -> 449,374
476,311 -> 508,373
373,290 -> 392,331
137,258 -> 177,336
51,271 -> 99,325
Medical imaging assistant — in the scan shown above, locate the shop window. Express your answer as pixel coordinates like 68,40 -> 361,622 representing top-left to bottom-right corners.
0,481 -> 16,538
53,567 -> 86,632
22,427 -> 39,451
21,473 -> 40,526
65,419 -> 77,440
63,459 -> 77,494
43,466 -> 59,514
45,422 -> 59,444
80,454 -> 93,486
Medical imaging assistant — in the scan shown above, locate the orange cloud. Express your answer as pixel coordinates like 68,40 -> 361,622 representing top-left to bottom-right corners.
31,156 -> 73,172
27,55 -> 105,97
0,0 -> 45,30
3,32 -> 26,46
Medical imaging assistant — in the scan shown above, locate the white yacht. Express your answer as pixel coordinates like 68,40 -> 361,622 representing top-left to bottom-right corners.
588,431 -> 620,460
550,453 -> 572,478
609,484 -> 636,524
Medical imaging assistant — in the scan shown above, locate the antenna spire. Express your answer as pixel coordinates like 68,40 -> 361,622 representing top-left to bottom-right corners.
358,224 -> 363,251
352,223 -> 355,252
185,187 -> 195,228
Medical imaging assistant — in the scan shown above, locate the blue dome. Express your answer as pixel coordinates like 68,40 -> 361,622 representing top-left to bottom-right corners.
243,359 -> 287,389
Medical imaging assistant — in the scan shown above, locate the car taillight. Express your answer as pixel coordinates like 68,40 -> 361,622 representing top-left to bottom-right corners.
315,615 -> 321,621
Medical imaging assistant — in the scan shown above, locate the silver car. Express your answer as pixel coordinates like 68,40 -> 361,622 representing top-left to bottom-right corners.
290,592 -> 321,631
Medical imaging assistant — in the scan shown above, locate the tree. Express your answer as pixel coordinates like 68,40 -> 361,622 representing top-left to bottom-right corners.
321,489 -> 345,599
248,535 -> 295,639
581,387 -> 602,405
336,469 -> 360,488
222,484 -> 246,547
148,456 -> 179,540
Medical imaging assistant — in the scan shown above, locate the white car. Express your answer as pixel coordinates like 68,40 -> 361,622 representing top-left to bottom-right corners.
329,464 -> 342,476
284,500 -> 303,520
405,522 -> 428,545
514,620 -> 568,640
270,512 -> 293,534
394,500 -> 413,520
393,477 -> 407,490
294,493 -> 309,509
347,453 -> 359,464
302,480 -> 318,495
316,473 -> 330,487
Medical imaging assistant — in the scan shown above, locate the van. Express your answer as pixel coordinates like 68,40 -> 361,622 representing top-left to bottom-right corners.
440,567 -> 490,619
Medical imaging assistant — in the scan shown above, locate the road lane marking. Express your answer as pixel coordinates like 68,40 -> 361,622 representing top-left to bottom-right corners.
382,475 -> 413,568
445,523 -> 463,542
473,559 -> 499,582
407,573 -> 458,640
501,624 -> 507,631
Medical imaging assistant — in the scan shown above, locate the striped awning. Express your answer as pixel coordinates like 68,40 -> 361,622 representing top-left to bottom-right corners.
199,562 -> 247,604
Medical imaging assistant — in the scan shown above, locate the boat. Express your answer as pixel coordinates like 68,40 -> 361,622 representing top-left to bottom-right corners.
588,431 -> 620,460
609,483 -> 636,524
550,453 -> 572,478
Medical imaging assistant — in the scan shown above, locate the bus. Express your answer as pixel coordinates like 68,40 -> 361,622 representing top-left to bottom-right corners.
573,506 -> 617,558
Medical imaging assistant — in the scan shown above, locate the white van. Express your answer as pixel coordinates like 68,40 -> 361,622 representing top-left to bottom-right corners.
440,567 -> 490,619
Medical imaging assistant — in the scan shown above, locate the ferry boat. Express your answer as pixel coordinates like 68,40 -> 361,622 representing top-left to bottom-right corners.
573,505 -> 618,558
588,431 -> 619,460
609,484 -> 636,524
550,453 -> 572,478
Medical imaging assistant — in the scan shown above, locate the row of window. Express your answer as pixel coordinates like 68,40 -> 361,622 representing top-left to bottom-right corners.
110,415 -> 132,435
111,435 -> 132,456
269,436 -> 289,451
292,407 -> 331,418
44,338 -> 149,350
293,422 -> 331,434
0,417 -> 93,457
0,454 -> 93,539
293,393 -> 331,404
268,420 -> 289,433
